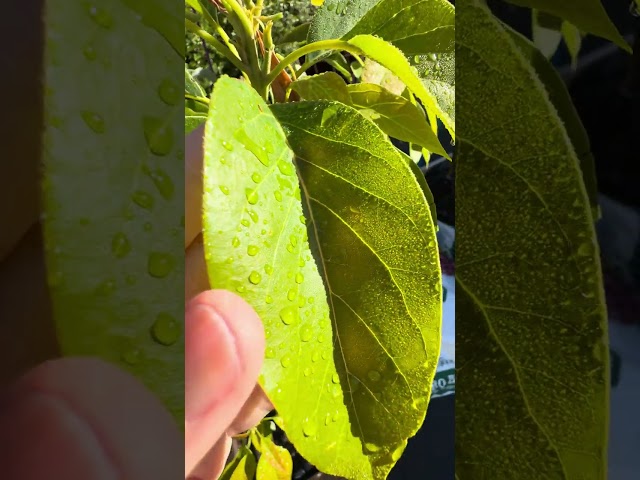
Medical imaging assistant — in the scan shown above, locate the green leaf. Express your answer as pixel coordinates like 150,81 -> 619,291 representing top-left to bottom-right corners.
504,0 -> 629,51
348,34 -> 455,138
456,2 -> 608,479
289,74 -> 443,213
290,72 -> 352,104
561,21 -> 582,68
280,22 -> 311,44
256,435 -> 293,480
203,77 -> 441,480
220,446 -> 258,480
506,27 -> 599,221
347,83 -> 449,158
185,66 -> 208,114
532,9 -> 563,58
42,1 -> 184,420
186,114 -> 207,135
309,0 -> 454,56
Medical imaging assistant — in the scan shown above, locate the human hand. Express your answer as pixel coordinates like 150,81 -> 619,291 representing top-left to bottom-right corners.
185,126 -> 273,479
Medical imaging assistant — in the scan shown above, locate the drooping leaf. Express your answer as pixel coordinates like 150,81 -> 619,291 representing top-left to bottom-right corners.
456,2 -> 609,479
504,0 -> 629,51
347,34 -> 455,138
256,434 -> 294,480
290,71 -> 352,104
203,77 -> 441,480
347,83 -> 448,157
506,26 -> 600,221
43,0 -> 184,420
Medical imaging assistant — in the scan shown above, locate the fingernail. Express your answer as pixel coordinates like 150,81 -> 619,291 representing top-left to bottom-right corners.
185,303 -> 241,422
0,391 -> 118,479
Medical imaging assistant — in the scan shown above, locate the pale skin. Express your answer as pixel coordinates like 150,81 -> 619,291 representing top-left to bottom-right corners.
0,123 -> 272,479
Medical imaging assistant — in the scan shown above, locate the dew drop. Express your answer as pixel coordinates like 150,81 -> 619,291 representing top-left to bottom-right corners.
265,264 -> 274,275
143,116 -> 173,156
131,190 -> 154,210
241,219 -> 251,228
81,111 -> 105,133
249,271 -> 262,285
251,172 -> 262,183
368,370 -> 381,382
236,285 -> 246,293
95,278 -> 116,295
295,272 -> 304,284
578,242 -> 592,256
83,45 -> 97,61
147,252 -> 175,278
87,5 -> 113,28
311,351 -> 320,363
277,159 -> 295,176
286,244 -> 295,253
302,418 -> 317,437
151,313 -> 181,346
304,367 -> 312,377
274,190 -> 283,202
158,78 -> 180,105
143,166 -> 174,200
300,325 -> 313,342
266,295 -> 274,304
245,188 -> 259,205
332,373 -> 340,384
247,245 -> 259,256
266,347 -> 276,359
234,129 -> 271,166
364,443 -> 382,453
248,210 -> 259,223
300,215 -> 306,225
281,355 -> 292,368
287,288 -> 297,301
122,348 -> 141,365
222,140 -> 234,151
111,232 -> 131,258
280,306 -> 298,325
290,235 -> 298,247
219,185 -> 230,195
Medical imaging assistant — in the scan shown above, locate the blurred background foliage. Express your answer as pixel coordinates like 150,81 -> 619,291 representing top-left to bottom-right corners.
186,0 -> 314,93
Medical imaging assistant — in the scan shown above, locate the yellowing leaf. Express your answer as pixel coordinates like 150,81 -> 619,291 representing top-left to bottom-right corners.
256,435 -> 293,480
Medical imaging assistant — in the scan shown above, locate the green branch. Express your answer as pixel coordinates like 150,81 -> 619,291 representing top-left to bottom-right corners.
266,40 -> 362,86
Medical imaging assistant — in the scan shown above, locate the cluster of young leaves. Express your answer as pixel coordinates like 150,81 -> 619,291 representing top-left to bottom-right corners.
187,0 -> 454,478
456,0 -> 624,478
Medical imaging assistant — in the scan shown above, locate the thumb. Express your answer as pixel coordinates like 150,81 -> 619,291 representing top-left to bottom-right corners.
185,290 -> 265,476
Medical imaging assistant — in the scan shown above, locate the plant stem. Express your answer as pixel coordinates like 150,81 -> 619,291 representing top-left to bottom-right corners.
185,19 -> 247,74
195,0 -> 241,58
220,0 -> 267,97
266,39 -> 361,86
185,94 -> 210,106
